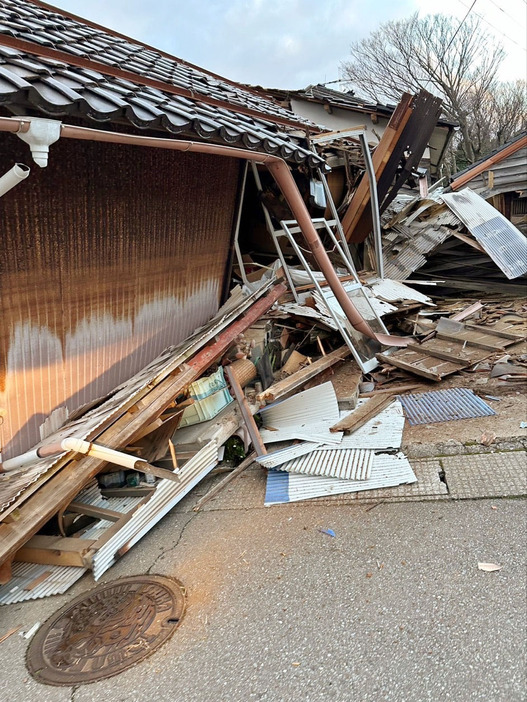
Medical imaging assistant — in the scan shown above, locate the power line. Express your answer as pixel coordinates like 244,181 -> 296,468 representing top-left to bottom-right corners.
443,0 -> 479,55
485,0 -> 525,26
455,0 -> 527,51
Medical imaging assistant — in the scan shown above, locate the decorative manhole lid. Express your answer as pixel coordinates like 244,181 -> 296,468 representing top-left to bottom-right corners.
27,575 -> 185,686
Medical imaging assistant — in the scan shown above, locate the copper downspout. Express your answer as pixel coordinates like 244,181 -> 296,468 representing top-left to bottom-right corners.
0,117 -> 409,347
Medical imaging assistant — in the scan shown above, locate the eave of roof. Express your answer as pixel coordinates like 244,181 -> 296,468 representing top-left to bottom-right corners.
0,0 -> 324,167
261,84 -> 458,129
450,132 -> 527,190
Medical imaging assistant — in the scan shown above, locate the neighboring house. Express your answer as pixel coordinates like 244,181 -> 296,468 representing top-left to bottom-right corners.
261,84 -> 457,180
0,0 -> 322,460
449,132 -> 527,232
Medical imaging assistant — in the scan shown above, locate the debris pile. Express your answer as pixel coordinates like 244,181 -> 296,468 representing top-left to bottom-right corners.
0,71 -> 525,606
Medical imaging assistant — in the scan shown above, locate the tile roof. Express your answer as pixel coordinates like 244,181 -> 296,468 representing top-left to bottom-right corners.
0,0 -> 323,167
261,83 -> 458,129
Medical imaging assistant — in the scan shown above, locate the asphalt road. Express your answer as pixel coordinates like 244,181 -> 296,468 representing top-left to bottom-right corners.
1,498 -> 525,702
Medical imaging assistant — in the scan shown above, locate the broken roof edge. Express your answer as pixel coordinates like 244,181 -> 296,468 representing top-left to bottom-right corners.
255,84 -> 459,129
449,132 -> 527,191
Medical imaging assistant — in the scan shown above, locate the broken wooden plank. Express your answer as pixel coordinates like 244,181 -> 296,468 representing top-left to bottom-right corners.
359,383 -> 422,398
193,452 -> 256,512
224,365 -> 267,456
14,535 -> 96,568
376,352 -> 444,382
257,345 -> 351,404
66,501 -> 124,522
405,343 -> 471,365
24,571 -> 53,591
330,395 -> 394,433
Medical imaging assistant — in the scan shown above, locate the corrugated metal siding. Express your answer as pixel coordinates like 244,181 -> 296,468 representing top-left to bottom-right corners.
0,562 -> 87,605
441,189 -> 527,279
265,452 -> 417,505
457,147 -> 527,197
398,388 -> 495,426
92,440 -> 219,579
276,447 -> 374,480
0,136 -> 239,459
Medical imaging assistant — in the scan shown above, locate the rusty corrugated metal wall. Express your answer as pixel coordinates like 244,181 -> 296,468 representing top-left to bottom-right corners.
0,135 -> 239,459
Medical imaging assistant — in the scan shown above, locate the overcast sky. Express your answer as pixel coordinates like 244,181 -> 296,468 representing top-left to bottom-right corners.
51,0 -> 526,90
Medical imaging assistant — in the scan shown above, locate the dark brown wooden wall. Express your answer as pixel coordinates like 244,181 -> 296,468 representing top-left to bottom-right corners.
0,135 -> 239,458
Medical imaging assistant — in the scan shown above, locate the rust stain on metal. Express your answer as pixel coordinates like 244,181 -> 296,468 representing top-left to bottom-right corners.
0,136 -> 239,458
26,575 -> 186,685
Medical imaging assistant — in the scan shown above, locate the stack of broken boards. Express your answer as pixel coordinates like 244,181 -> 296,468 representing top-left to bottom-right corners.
378,317 -> 526,382
255,381 -> 417,506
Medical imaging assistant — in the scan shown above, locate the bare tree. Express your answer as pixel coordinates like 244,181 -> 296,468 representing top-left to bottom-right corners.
341,13 -> 511,164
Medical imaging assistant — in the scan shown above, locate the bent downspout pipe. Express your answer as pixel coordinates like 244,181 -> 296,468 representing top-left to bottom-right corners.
0,163 -> 30,197
0,437 -> 170,478
0,117 -> 408,346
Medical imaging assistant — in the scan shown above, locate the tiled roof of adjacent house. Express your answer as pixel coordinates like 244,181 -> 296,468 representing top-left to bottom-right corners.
0,0 -> 323,166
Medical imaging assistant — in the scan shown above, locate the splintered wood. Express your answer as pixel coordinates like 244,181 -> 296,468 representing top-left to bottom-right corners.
257,345 -> 351,404
330,395 -> 394,434
377,319 -> 526,382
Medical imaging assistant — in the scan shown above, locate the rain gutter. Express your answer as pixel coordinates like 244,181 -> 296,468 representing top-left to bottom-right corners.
0,116 -> 408,347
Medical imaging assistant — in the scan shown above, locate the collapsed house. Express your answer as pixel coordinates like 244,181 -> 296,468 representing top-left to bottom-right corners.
258,83 -> 457,181
0,0 -> 525,603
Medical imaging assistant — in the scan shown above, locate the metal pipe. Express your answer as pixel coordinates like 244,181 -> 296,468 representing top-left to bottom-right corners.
0,163 -> 30,197
359,132 -> 384,279
0,116 -> 408,346
233,161 -> 250,287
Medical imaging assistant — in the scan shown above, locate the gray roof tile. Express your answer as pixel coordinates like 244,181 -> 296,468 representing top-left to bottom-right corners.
0,0 -> 323,165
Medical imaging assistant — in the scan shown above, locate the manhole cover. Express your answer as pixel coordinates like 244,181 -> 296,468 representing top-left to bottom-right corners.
27,575 -> 185,686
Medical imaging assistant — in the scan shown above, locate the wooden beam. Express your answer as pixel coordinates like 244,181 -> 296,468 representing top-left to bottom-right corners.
330,395 -> 394,433
14,535 -> 96,567
376,353 -> 442,382
257,345 -> 351,404
224,366 -> 267,456
358,383 -> 422,397
405,343 -> 470,365
341,94 -> 414,242
66,501 -> 124,522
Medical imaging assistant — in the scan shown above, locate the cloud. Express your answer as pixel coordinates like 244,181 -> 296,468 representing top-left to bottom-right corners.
49,0 -> 526,90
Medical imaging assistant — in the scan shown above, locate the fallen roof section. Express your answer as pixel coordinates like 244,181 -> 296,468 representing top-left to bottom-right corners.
441,189 -> 527,280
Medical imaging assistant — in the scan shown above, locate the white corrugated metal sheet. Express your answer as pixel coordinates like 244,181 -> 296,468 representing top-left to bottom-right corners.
365,277 -> 434,305
256,442 -> 323,468
259,425 -> 343,445
276,447 -> 374,480
264,452 -> 417,505
0,562 -> 86,605
92,440 -> 219,579
441,188 -> 527,279
327,400 -> 405,451
259,382 -> 342,445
